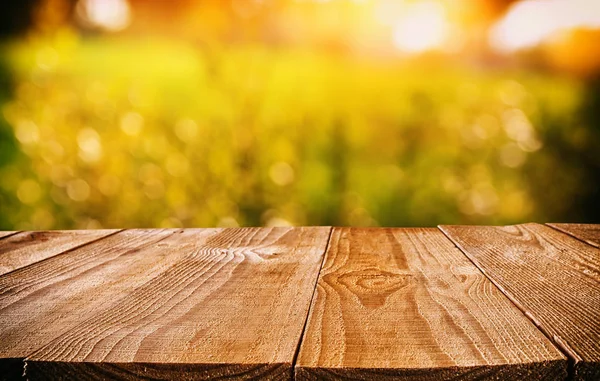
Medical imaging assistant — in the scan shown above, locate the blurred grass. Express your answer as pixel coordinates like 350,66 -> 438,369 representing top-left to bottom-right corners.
0,32 -> 595,229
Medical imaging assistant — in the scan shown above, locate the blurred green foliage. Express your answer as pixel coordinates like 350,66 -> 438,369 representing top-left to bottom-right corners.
0,32 -> 598,229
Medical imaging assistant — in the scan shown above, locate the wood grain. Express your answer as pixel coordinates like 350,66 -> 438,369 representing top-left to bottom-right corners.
0,230 -> 118,276
0,232 -> 17,239
24,227 -> 331,380
0,228 -> 207,380
547,223 -> 600,248
440,223 -> 600,380
295,227 -> 566,380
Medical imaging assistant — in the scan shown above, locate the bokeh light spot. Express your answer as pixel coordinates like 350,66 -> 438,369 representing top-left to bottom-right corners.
76,0 -> 131,31
393,1 -> 449,54
67,179 -> 91,202
15,121 -> 40,145
269,162 -> 295,186
120,112 -> 144,136
490,0 -> 600,52
17,179 -> 42,205
77,128 -> 103,163
174,119 -> 199,142
499,143 -> 527,168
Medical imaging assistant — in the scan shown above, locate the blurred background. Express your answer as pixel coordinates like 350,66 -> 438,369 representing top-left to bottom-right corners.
0,0 -> 599,230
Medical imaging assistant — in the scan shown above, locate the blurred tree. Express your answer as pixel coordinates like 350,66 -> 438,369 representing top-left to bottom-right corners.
0,1 -> 39,228
576,75 -> 600,222
0,0 -> 599,230
0,1 -> 39,38
546,29 -> 600,77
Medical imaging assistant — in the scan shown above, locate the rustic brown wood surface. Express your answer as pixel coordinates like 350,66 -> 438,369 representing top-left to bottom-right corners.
440,223 -> 600,381
0,232 -> 17,239
23,227 -> 331,380
0,230 -> 118,276
0,228 -> 195,380
295,227 -> 566,380
548,223 -> 600,248
1,225 -> 599,380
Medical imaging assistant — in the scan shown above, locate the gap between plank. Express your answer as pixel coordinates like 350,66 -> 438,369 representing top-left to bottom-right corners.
0,229 -> 123,279
436,225 -> 574,381
0,231 -> 21,241
290,226 -> 334,380
545,223 -> 600,249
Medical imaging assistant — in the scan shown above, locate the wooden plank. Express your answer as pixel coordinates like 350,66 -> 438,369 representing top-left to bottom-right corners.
548,223 -> 600,248
440,223 -> 600,380
295,227 -> 566,380
0,228 -> 206,380
23,227 -> 331,380
0,230 -> 118,276
0,232 -> 18,240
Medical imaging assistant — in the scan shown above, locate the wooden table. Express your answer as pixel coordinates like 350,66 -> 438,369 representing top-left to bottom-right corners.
0,224 -> 598,380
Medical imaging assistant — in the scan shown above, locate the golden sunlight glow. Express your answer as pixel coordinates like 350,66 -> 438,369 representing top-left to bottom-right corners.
1,0 -> 596,230
76,0 -> 131,31
392,1 -> 449,54
490,0 -> 600,52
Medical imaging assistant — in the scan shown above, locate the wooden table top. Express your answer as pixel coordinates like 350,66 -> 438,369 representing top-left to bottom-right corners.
0,224 -> 598,380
